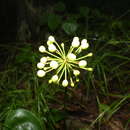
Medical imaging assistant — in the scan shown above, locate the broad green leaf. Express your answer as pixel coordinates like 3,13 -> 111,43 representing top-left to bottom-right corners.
62,22 -> 78,35
4,109 -> 45,130
48,14 -> 62,31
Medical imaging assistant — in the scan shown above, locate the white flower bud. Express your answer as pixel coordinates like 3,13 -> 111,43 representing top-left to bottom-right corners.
72,37 -> 80,47
61,43 -> 64,47
70,78 -> 74,87
37,70 -> 46,77
71,82 -> 74,87
48,44 -> 57,52
48,36 -> 55,42
40,57 -> 47,64
39,45 -> 46,52
86,68 -> 93,71
73,70 -> 80,76
87,52 -> 93,57
50,61 -> 58,69
49,79 -> 52,84
73,37 -> 79,41
76,78 -> 79,82
72,41 -> 80,48
47,40 -> 53,45
81,39 -> 87,43
37,62 -> 45,69
62,79 -> 68,87
79,60 -> 87,68
81,39 -> 89,49
51,75 -> 58,82
67,53 -> 76,60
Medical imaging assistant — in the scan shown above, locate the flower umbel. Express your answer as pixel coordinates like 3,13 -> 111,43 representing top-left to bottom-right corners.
37,35 -> 93,87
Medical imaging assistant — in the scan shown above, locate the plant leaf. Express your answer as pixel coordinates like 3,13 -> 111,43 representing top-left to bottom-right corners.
54,2 -> 66,12
48,14 -> 62,31
62,22 -> 78,35
4,109 -> 45,130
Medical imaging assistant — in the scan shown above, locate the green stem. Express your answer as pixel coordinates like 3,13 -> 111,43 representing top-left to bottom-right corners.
64,87 -> 67,110
45,51 -> 61,59
61,43 -> 66,59
75,46 -> 82,54
67,46 -> 74,55
65,64 -> 67,80
57,64 -> 66,83
54,41 -> 64,55
76,52 -> 93,60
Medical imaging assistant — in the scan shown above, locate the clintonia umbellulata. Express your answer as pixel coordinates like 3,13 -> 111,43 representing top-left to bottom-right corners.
37,36 -> 93,87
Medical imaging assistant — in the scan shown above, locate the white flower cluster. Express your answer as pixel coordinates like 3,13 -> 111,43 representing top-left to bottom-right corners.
37,36 -> 93,87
